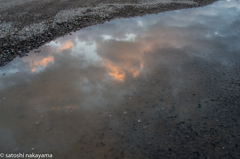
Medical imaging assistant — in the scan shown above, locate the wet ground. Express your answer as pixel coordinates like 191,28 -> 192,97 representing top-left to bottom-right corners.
1,0 -> 240,158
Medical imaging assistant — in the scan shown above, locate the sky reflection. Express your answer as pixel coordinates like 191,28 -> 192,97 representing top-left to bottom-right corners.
0,0 -> 240,157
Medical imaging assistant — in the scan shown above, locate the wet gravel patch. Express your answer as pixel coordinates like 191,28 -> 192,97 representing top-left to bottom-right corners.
0,0 -> 217,67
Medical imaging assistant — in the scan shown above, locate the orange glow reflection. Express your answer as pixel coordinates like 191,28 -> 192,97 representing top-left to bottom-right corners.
133,70 -> 140,77
60,41 -> 73,50
101,58 -> 142,81
106,63 -> 125,81
31,56 -> 54,72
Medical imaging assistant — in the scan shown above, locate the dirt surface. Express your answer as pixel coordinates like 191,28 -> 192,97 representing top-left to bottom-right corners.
0,0 -> 217,67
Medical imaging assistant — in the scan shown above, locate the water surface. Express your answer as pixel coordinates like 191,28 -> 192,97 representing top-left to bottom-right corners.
0,0 -> 240,158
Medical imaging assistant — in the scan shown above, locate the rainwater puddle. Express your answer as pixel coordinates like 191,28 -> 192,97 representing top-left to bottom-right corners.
0,0 -> 240,158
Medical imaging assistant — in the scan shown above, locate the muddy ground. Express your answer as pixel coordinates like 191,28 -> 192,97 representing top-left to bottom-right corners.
0,0 -> 217,67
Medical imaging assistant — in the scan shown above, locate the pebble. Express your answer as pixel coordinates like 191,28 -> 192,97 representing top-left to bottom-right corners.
34,50 -> 41,53
123,111 -> 127,115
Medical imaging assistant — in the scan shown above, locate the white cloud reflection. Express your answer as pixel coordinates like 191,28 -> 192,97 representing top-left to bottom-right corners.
0,0 -> 239,91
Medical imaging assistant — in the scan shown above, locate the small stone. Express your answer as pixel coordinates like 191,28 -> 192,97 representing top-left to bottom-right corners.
143,126 -> 147,130
36,122 -> 39,125
123,111 -> 127,115
34,50 -> 41,53
31,148 -> 35,151
138,119 -> 142,123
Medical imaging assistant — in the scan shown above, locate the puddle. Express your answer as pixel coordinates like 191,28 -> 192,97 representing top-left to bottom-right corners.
0,0 -> 240,158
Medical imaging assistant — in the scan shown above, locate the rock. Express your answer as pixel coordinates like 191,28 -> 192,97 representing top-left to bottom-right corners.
34,50 -> 41,53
